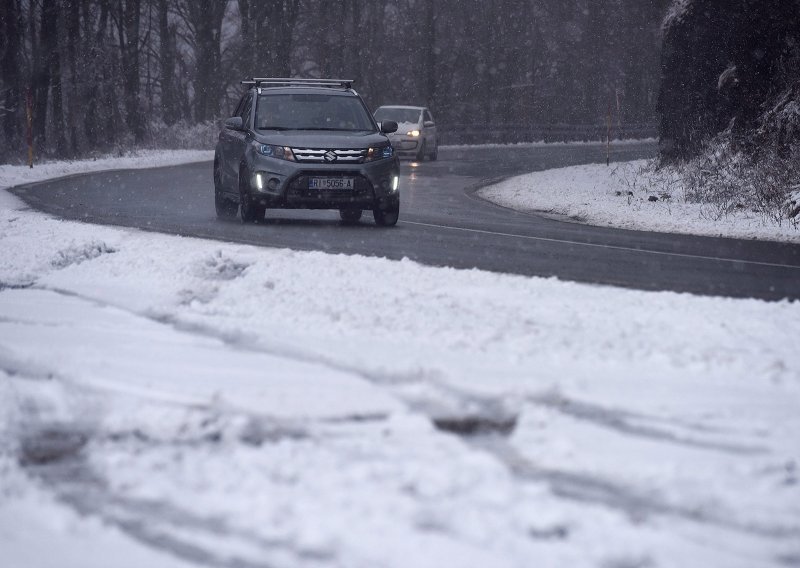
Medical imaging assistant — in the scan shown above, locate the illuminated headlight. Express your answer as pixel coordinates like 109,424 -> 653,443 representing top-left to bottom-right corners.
391,176 -> 399,192
255,143 -> 294,161
366,145 -> 394,162
407,130 -> 420,137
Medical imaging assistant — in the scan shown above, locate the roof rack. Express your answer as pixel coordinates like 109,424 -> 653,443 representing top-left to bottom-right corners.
241,78 -> 354,90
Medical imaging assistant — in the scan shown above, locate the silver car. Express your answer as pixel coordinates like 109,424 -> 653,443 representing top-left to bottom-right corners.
374,105 -> 438,161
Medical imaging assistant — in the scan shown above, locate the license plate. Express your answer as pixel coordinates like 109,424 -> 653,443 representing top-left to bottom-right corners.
309,177 -> 354,190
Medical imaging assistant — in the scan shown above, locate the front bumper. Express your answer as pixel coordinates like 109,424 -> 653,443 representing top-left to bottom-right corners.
388,135 -> 420,156
246,153 -> 399,210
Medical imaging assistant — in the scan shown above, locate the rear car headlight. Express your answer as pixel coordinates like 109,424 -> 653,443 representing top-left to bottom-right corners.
255,143 -> 294,161
366,145 -> 394,162
407,130 -> 420,137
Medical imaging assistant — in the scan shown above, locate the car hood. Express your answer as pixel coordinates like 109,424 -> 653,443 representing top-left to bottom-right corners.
388,121 -> 421,136
254,130 -> 389,149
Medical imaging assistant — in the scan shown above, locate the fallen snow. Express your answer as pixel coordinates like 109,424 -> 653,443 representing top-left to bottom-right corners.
441,138 -> 657,150
1,155 -> 799,567
0,149 -> 213,191
479,159 -> 800,243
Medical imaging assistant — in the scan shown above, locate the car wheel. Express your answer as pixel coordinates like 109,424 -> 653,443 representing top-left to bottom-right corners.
415,141 -> 426,162
239,169 -> 265,223
214,160 -> 237,219
339,209 -> 363,224
215,189 -> 238,219
373,201 -> 399,227
429,142 -> 438,161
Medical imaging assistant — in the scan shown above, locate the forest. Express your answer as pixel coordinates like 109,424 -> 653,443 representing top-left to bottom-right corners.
658,0 -> 800,221
0,0 -> 669,161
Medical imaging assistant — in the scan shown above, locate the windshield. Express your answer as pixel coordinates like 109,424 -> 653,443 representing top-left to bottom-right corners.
374,107 -> 422,124
255,93 -> 375,131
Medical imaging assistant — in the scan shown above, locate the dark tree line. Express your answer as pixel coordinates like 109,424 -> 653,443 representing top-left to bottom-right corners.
1,0 -> 669,161
658,0 -> 800,160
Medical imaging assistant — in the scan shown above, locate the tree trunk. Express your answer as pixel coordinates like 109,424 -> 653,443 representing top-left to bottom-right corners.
158,0 -> 177,124
187,0 -> 227,122
1,0 -> 22,152
421,0 -> 436,110
119,0 -> 144,142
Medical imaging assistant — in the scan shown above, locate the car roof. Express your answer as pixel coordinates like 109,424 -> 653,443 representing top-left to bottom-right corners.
255,86 -> 357,96
376,105 -> 426,111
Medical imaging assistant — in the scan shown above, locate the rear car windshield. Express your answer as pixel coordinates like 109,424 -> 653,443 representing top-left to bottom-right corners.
256,94 -> 375,132
374,108 -> 422,124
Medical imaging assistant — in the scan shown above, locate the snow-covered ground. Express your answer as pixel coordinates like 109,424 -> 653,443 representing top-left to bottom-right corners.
1,155 -> 799,568
479,159 -> 800,243
441,138 -> 657,150
0,149 -> 214,190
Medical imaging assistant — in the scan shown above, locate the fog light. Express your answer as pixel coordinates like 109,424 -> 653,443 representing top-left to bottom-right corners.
391,176 -> 399,192
268,178 -> 280,190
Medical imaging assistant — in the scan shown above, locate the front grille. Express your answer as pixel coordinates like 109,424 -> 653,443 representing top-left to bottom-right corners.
292,148 -> 367,164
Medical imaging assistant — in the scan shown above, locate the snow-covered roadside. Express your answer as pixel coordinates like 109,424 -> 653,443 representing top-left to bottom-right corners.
1,157 -> 800,567
441,138 -> 656,150
0,150 -> 213,191
479,159 -> 800,243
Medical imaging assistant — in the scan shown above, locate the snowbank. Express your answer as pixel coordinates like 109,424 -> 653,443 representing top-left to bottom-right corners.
0,149 -> 213,190
441,138 -> 657,150
479,159 -> 800,242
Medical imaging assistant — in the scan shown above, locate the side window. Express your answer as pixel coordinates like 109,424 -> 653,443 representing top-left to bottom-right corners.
240,94 -> 253,128
424,110 -> 434,123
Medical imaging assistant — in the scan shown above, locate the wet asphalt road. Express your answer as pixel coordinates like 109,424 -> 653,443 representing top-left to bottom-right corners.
10,142 -> 800,300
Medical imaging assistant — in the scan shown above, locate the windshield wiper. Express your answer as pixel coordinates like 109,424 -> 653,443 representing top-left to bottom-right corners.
258,126 -> 292,130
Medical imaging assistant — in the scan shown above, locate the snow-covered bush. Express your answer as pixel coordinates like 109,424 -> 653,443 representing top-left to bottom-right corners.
144,119 -> 221,151
649,134 -> 800,225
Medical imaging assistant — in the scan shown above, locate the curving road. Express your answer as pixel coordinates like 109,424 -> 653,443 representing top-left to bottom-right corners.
10,142 -> 800,300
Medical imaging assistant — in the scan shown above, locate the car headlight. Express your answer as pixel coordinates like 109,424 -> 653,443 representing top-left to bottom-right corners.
407,130 -> 420,137
366,145 -> 394,162
255,143 -> 294,161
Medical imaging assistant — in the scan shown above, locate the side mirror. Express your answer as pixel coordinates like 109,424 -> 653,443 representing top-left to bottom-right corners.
225,116 -> 244,131
380,120 -> 398,134
423,120 -> 435,128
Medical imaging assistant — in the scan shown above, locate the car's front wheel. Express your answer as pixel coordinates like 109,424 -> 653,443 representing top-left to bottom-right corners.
214,159 -> 237,219
415,141 -> 426,162
429,141 -> 438,161
339,209 -> 363,224
373,201 -> 399,227
215,190 -> 238,219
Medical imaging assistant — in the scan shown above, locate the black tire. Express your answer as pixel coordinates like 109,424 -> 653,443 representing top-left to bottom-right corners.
429,141 -> 438,161
339,209 -> 363,224
373,201 -> 399,227
239,168 -> 265,223
214,160 -> 238,219
415,141 -> 426,162
215,190 -> 238,219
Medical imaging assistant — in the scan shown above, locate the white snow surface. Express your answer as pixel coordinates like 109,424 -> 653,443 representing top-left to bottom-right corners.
1,154 -> 799,567
479,159 -> 800,243
0,149 -> 213,190
441,138 -> 657,150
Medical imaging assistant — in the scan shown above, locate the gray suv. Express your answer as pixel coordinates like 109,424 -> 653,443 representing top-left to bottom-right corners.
214,78 -> 400,226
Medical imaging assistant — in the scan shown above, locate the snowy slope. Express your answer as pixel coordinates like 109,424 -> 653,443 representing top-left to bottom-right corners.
1,156 -> 799,568
479,160 -> 800,243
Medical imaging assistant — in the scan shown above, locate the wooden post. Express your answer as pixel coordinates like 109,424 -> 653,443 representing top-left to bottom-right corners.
606,100 -> 612,166
26,87 -> 33,168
